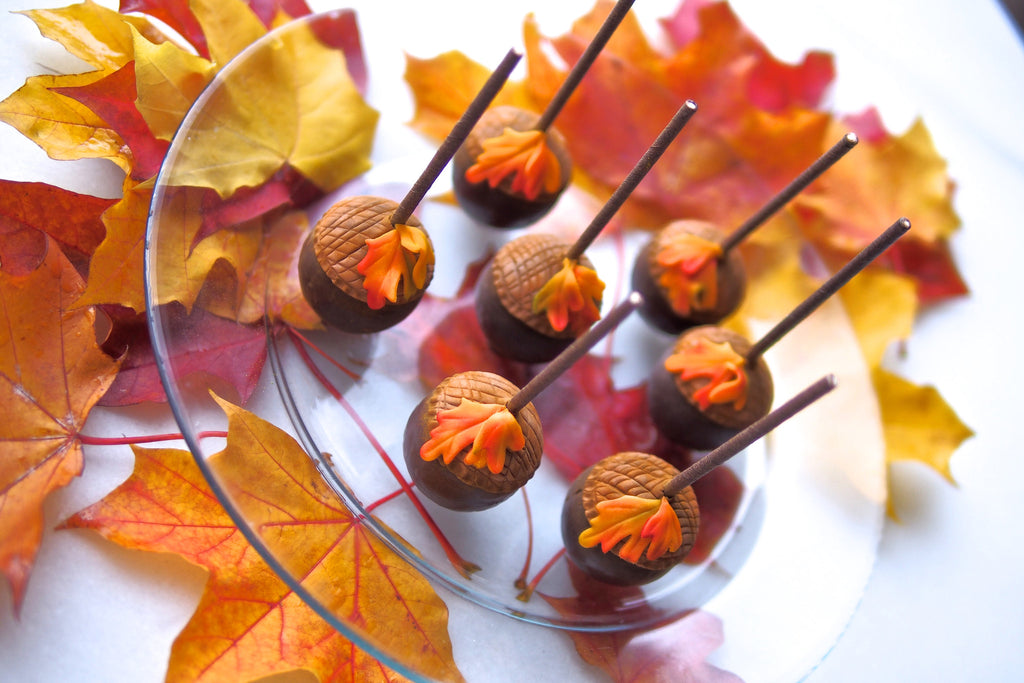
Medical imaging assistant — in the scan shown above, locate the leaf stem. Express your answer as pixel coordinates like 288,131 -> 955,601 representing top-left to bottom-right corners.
78,430 -> 227,446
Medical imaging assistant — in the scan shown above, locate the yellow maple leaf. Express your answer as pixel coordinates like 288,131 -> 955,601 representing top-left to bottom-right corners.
130,26 -> 216,141
0,71 -> 130,172
163,19 -> 378,198
874,368 -> 973,485
189,0 -> 268,67
16,0 -> 166,72
404,51 -> 534,142
76,179 -> 151,312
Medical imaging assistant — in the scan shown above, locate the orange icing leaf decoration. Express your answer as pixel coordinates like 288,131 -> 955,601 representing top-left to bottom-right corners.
578,495 -> 683,563
464,127 -> 562,200
356,223 -> 434,309
665,337 -> 748,411
656,233 -> 723,315
532,258 -> 605,333
420,399 -> 525,474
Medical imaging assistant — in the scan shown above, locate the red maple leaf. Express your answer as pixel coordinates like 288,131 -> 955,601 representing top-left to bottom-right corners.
98,303 -> 268,407
0,180 -> 114,276
51,62 -> 170,180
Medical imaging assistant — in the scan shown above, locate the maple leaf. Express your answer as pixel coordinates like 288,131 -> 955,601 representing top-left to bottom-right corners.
793,111 -> 966,303
655,231 -> 723,316
0,179 -> 114,276
420,399 -> 525,474
578,495 -> 683,563
404,50 -> 535,142
357,223 -> 435,310
664,337 -> 748,410
97,303 -> 268,407
51,61 -> 170,180
74,180 -> 151,312
129,24 -> 216,142
64,397 -> 464,682
464,127 -> 563,200
0,70 -> 132,173
162,14 -> 378,199
0,240 -> 120,614
532,258 -> 605,334
873,368 -> 974,487
18,0 -> 168,72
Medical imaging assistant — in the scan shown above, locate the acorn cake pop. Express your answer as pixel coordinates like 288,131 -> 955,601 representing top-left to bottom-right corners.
405,294 -> 642,511
475,101 -> 698,363
562,375 -> 836,585
649,218 -> 910,451
298,50 -> 521,333
632,133 -> 860,334
452,0 -> 635,228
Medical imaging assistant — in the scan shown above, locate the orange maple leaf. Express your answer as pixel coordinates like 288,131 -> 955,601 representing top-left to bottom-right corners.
656,232 -> 723,315
665,337 -> 748,410
464,127 -> 563,200
0,240 -> 120,614
532,258 -> 605,333
578,495 -> 683,563
357,223 -> 435,310
420,399 -> 525,474
64,397 -> 464,682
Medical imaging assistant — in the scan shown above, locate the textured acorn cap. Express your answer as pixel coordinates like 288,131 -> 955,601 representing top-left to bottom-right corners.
454,106 -> 572,198
452,106 -> 572,228
404,371 -> 543,511
489,233 -> 598,339
311,195 -> 431,303
667,326 -> 774,432
634,220 -> 746,333
578,452 -> 699,573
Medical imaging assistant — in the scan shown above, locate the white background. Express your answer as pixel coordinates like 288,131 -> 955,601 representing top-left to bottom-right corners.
1,0 -> 1022,681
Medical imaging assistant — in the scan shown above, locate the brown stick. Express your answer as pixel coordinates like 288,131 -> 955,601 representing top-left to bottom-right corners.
535,0 -> 636,132
662,374 -> 837,497
745,217 -> 910,364
506,292 -> 642,414
565,100 -> 698,261
391,48 -> 521,226
719,133 -> 859,254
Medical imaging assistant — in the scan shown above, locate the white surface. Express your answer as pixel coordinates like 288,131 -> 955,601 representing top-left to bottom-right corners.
1,0 -> 1022,681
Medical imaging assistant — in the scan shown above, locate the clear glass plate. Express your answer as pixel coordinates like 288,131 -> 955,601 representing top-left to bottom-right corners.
146,9 -> 885,681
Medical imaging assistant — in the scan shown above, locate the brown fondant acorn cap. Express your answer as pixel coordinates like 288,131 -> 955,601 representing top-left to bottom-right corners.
454,106 -> 572,200
579,452 -> 699,572
311,195 -> 432,304
646,220 -> 746,322
490,233 -> 598,339
419,370 -> 543,496
668,325 -> 774,431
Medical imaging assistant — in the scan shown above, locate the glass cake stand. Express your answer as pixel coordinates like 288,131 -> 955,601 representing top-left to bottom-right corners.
145,7 -> 885,681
